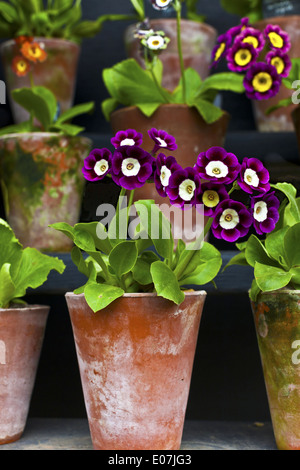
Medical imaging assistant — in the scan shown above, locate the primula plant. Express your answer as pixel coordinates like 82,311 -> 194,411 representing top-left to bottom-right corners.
52,127 -> 282,313
0,218 -> 65,309
212,17 -> 291,101
102,0 -> 245,124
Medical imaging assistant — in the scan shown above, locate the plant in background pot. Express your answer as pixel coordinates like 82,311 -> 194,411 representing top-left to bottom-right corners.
0,84 -> 94,252
225,182 -> 300,450
0,0 -> 134,123
51,125 -> 280,450
126,0 -> 217,90
221,0 -> 300,131
0,218 -> 65,445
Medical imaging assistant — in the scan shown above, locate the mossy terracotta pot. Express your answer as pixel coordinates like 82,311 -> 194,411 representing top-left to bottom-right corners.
110,104 -> 229,243
253,16 -> 300,132
0,305 -> 49,445
0,133 -> 91,252
125,19 -> 217,90
0,38 -> 80,124
251,290 -> 300,450
65,291 -> 206,450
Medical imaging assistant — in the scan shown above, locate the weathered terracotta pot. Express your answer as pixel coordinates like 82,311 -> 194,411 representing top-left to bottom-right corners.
0,305 -> 49,445
253,16 -> 300,132
125,19 -> 217,90
65,291 -> 206,450
0,37 -> 80,123
111,104 -> 229,242
0,133 -> 91,252
251,290 -> 300,450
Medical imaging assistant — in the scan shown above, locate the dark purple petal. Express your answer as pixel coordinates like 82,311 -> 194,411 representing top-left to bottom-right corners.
243,62 -> 282,100
226,40 -> 259,72
195,147 -> 240,184
238,157 -> 270,194
111,129 -> 143,149
265,50 -> 292,78
82,148 -> 112,181
264,24 -> 291,53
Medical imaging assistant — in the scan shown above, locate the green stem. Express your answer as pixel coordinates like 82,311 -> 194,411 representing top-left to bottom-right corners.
29,71 -> 35,88
175,1 -> 186,102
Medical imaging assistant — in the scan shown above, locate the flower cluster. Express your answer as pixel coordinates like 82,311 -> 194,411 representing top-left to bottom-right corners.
212,17 -> 291,100
12,36 -> 47,77
82,128 -> 280,243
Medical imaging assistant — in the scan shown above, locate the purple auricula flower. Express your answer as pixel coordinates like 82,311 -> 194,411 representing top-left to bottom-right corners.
154,153 -> 182,197
243,62 -> 281,100
195,182 -> 229,217
148,128 -> 177,155
251,191 -> 280,235
226,40 -> 259,72
266,49 -> 292,78
82,148 -> 112,182
238,157 -> 270,194
111,145 -> 155,190
212,199 -> 253,242
151,0 -> 173,10
227,17 -> 249,40
195,147 -> 241,185
111,129 -> 143,149
211,32 -> 232,68
264,24 -> 291,54
166,167 -> 201,209
235,26 -> 265,53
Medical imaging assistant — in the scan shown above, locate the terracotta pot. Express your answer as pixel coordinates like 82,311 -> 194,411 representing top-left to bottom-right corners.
0,38 -> 80,123
111,104 -> 229,243
125,19 -> 217,90
65,291 -> 206,450
253,16 -> 300,132
0,133 -> 91,252
251,290 -> 300,450
0,305 -> 49,445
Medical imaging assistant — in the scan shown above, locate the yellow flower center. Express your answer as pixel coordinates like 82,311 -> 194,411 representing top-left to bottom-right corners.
256,206 -> 262,214
268,31 -> 284,49
186,185 -> 193,195
30,45 -> 42,58
203,190 -> 220,208
127,163 -> 134,170
214,42 -> 226,61
242,36 -> 259,48
225,214 -> 233,222
234,48 -> 252,67
252,72 -> 273,93
271,56 -> 285,75
246,174 -> 252,183
212,167 -> 221,175
17,60 -> 27,72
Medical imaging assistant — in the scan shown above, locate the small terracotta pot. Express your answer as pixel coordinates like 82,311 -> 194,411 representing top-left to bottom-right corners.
0,38 -> 80,124
0,133 -> 91,252
251,290 -> 300,450
111,104 -> 229,243
253,16 -> 300,132
125,19 -> 217,90
65,291 -> 206,450
0,305 -> 49,445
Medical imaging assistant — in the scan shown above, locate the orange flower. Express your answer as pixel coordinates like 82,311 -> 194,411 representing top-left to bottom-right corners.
14,36 -> 34,46
12,55 -> 30,77
20,41 -> 47,63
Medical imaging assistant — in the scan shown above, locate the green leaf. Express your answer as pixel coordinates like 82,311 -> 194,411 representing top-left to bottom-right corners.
290,266 -> 300,287
102,97 -> 119,121
245,234 -> 276,268
254,262 -> 292,293
84,282 -> 124,312
196,72 -> 245,96
49,123 -> 84,136
0,220 -> 23,278
74,222 -> 112,254
223,250 -> 249,271
0,264 -> 16,309
249,278 -> 261,302
193,98 -> 224,124
109,241 -> 138,278
0,121 -> 36,137
130,0 -> 145,20
0,2 -> 19,23
284,223 -> 300,269
272,182 -> 300,226
56,101 -> 94,124
178,242 -> 222,286
265,226 -> 289,267
12,86 -> 57,131
150,261 -> 185,305
220,0 -> 262,21
132,252 -> 159,286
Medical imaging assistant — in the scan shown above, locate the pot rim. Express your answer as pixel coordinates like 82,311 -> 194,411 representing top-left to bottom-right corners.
147,18 -> 217,34
66,290 -> 207,300
111,103 -> 230,119
0,132 -> 91,144
0,304 -> 50,313
0,36 -> 80,49
251,289 -> 300,297
254,14 -> 300,25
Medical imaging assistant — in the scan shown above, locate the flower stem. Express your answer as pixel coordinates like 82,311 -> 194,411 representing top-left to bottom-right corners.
174,1 -> 186,102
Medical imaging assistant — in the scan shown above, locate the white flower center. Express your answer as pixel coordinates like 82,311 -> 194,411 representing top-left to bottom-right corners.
254,201 -> 268,222
121,158 -> 140,176
94,159 -> 109,176
179,179 -> 196,201
220,208 -> 239,230
160,165 -> 171,187
156,137 -> 167,147
244,168 -> 259,187
206,161 -> 229,179
120,138 -> 136,146
147,35 -> 165,50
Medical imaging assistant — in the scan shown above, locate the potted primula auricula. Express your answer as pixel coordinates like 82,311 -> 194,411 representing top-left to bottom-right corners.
0,0 -> 133,123
52,125 -> 285,451
0,218 -> 65,445
0,80 -> 94,252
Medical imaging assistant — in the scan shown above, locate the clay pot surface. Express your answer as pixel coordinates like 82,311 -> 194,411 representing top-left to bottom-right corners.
0,133 -> 91,252
253,16 -> 300,132
0,305 -> 49,445
251,290 -> 300,450
66,291 -> 206,450
0,38 -> 80,123
125,19 -> 217,90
